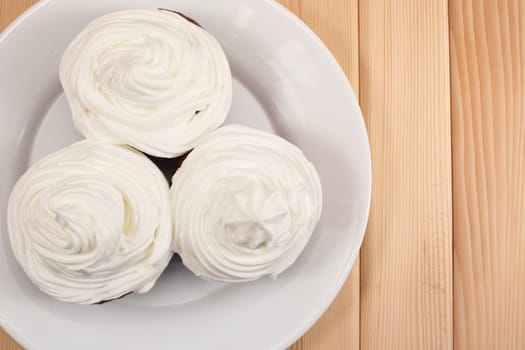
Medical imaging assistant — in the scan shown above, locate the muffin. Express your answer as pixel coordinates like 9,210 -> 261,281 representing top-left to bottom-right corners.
170,125 -> 323,282
7,141 -> 173,304
59,9 -> 232,158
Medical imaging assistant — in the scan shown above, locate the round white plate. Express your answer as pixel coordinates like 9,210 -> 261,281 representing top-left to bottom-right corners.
0,0 -> 370,349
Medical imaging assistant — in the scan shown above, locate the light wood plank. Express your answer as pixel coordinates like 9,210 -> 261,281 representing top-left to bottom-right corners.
450,0 -> 525,348
1,328 -> 23,350
358,1 -> 453,349
0,0 -> 37,32
277,1 -> 360,349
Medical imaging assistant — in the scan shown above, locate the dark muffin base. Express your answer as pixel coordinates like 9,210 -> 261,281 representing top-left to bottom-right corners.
158,8 -> 201,27
146,153 -> 189,186
95,292 -> 132,305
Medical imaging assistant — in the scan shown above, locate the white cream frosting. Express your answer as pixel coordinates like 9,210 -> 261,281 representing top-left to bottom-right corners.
7,141 -> 173,304
171,125 -> 322,282
59,9 -> 232,157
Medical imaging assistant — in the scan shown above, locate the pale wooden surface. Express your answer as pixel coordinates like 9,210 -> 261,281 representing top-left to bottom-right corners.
358,0 -> 453,349
1,0 -> 524,349
0,0 -> 36,31
449,0 -> 525,349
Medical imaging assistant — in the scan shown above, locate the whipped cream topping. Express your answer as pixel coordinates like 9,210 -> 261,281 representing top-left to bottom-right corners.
7,141 -> 173,304
60,9 -> 232,157
171,125 -> 322,282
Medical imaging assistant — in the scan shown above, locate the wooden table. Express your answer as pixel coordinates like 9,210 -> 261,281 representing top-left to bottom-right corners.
1,0 -> 524,349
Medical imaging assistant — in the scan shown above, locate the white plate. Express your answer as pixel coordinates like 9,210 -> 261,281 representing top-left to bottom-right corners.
0,1 -> 371,349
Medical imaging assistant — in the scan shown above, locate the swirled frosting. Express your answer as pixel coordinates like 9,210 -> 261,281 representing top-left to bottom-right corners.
171,125 -> 322,282
59,9 -> 232,157
7,141 -> 173,304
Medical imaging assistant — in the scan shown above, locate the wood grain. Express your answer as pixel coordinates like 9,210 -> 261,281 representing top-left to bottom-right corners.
449,0 -> 525,349
0,0 -> 36,32
278,0 -> 360,349
358,1 -> 453,349
1,329 -> 23,350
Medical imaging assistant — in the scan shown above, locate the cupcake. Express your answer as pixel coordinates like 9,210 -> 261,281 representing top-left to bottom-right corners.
7,141 -> 173,304
170,125 -> 322,282
59,9 -> 232,158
